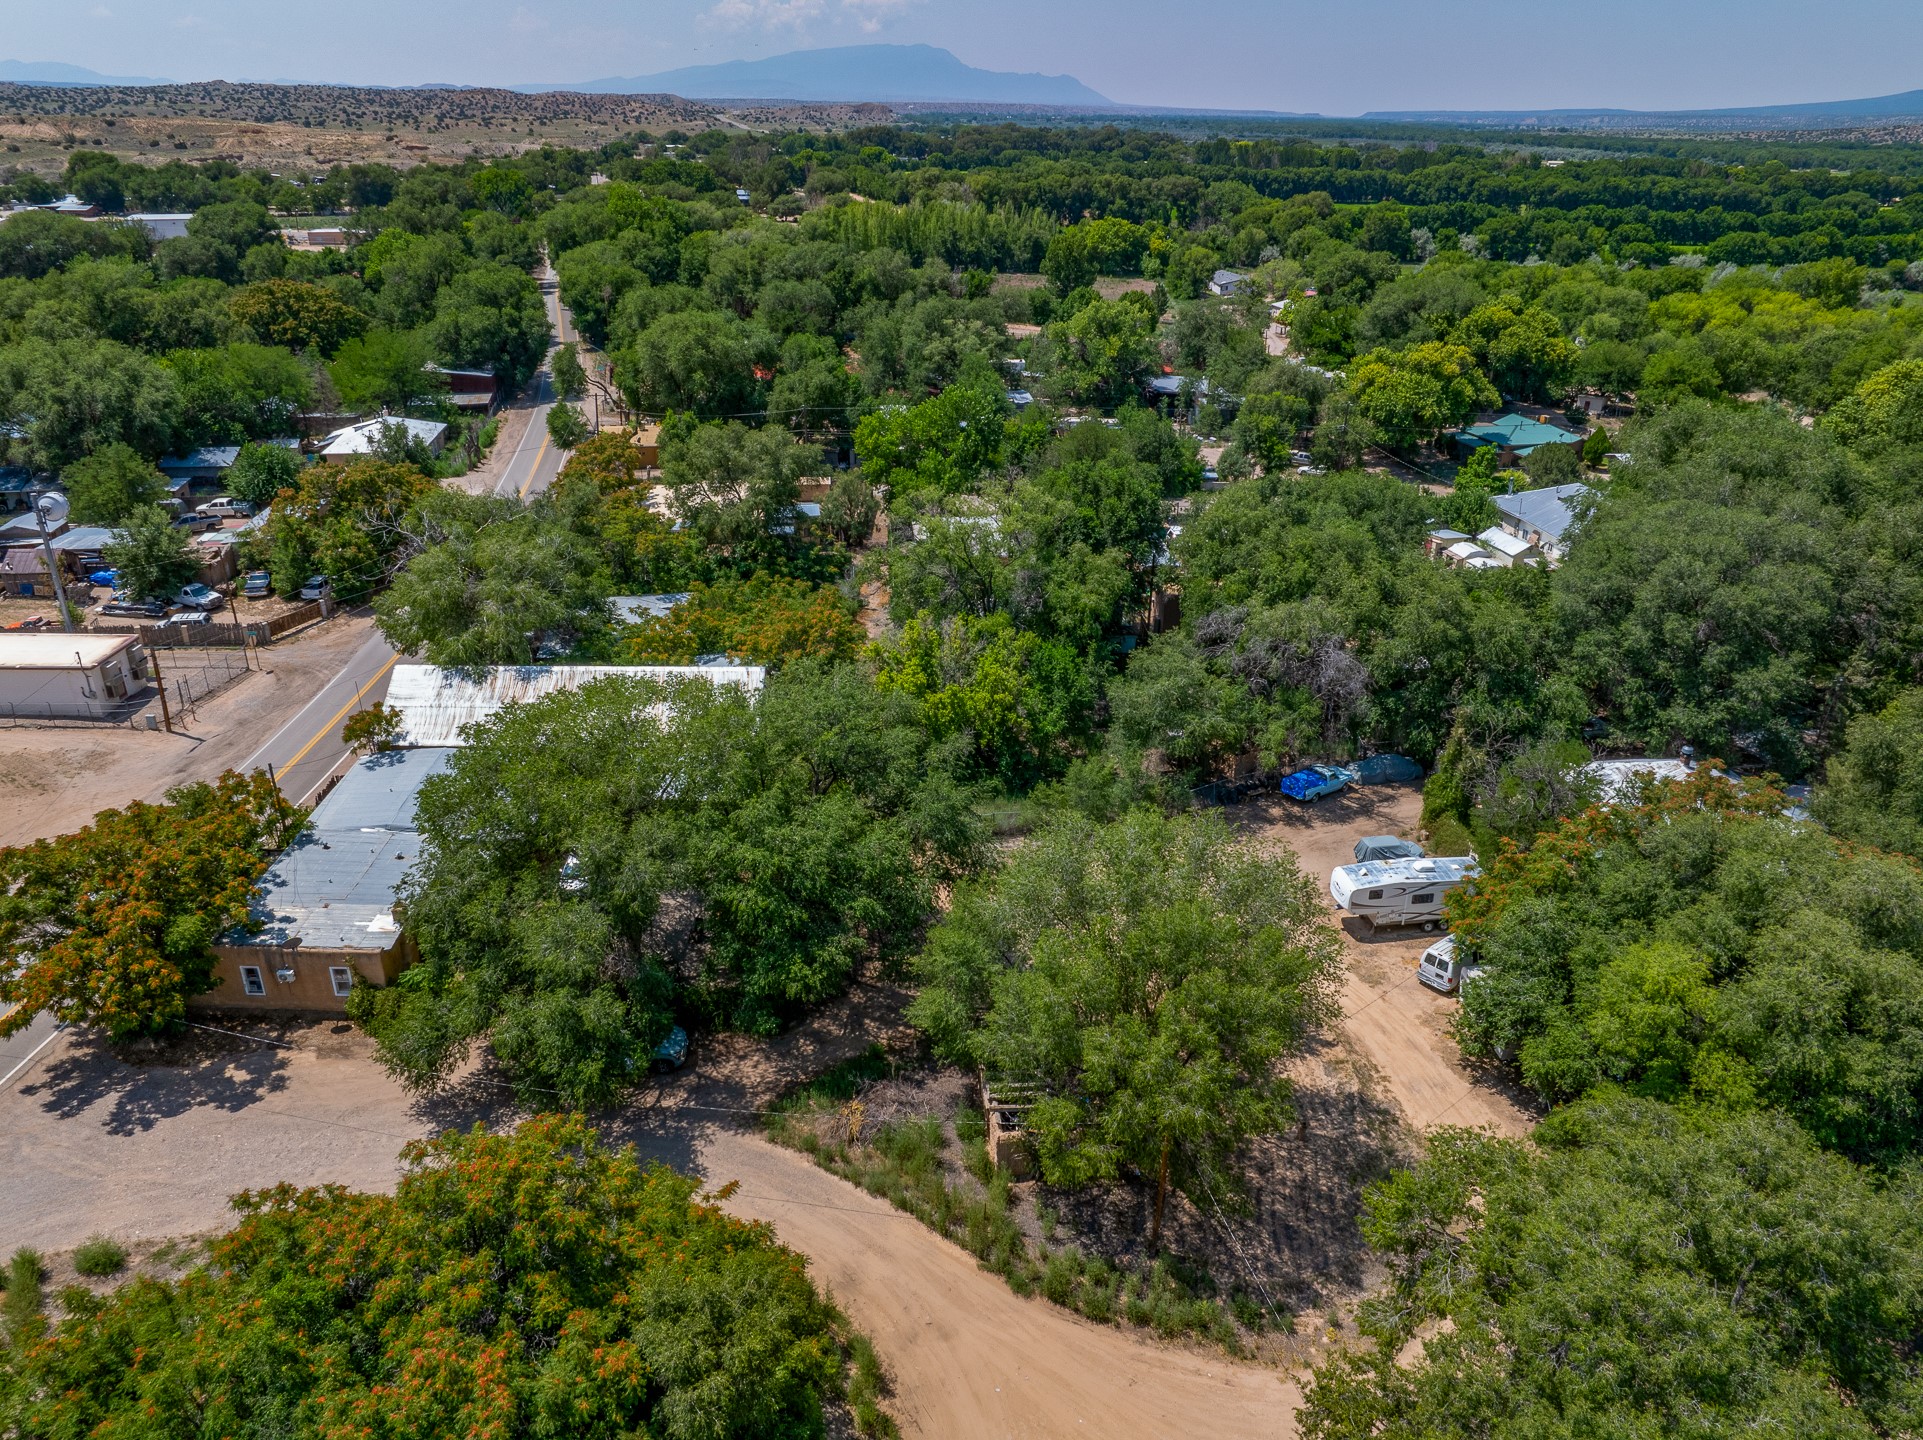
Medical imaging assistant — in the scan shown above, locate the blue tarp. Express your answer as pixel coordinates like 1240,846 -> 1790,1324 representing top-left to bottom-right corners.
1355,836 -> 1425,862
1353,754 -> 1424,785
1280,766 -> 1355,801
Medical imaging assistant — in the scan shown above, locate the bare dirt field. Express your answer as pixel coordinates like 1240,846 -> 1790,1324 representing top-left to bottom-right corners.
0,81 -> 892,175
0,612 -> 376,848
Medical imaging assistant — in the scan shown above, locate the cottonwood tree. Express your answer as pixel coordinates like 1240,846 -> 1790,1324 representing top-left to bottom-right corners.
1303,1097 -> 1923,1440
352,664 -> 982,1102
911,808 -> 1342,1243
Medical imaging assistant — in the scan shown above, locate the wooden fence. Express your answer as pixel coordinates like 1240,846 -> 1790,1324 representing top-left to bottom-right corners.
89,600 -> 331,650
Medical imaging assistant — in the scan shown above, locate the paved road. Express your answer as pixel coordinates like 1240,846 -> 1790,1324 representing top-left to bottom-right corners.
491,265 -> 576,502
0,1009 -> 61,1091
240,627 -> 398,806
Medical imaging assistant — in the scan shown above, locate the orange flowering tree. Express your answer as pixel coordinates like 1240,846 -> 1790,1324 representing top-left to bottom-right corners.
0,1116 -> 854,1439
0,770 -> 303,1040
623,577 -> 866,666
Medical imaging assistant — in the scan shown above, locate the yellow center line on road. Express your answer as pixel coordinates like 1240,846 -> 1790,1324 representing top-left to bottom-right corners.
276,654 -> 400,781
517,426 -> 552,500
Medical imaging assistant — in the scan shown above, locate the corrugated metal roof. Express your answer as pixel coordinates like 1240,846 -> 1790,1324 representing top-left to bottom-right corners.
385,663 -> 766,748
609,593 -> 691,624
1493,483 -> 1593,544
234,747 -> 455,951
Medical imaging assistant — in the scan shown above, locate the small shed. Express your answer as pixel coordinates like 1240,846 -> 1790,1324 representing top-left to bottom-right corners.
0,546 -> 53,597
0,633 -> 149,718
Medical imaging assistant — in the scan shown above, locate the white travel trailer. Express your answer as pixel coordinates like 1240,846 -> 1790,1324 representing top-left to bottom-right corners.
1329,856 -> 1478,930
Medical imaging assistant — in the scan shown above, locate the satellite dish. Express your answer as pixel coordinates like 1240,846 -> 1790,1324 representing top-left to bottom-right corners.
35,491 -> 69,528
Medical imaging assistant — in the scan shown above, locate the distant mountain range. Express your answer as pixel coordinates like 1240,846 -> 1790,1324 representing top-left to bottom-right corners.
529,44 -> 1110,107
1366,87 -> 1923,129
0,59 -> 169,87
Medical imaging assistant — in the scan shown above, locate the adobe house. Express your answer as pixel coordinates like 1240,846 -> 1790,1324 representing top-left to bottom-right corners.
203,747 -> 453,1014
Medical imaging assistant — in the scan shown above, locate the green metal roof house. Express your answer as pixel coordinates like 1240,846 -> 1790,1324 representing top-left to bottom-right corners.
1455,413 -> 1583,459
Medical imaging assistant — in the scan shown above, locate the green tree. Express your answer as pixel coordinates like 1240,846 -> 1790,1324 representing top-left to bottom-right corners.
547,401 -> 592,449
1824,357 -> 1923,449
102,504 -> 199,601
0,772 -> 301,1040
871,611 -> 1099,786
911,808 -> 1341,1243
61,443 -> 167,525
0,338 -> 179,469
551,340 -> 587,400
1814,688 -> 1923,857
1043,296 -> 1158,407
1304,1096 -> 1923,1440
428,262 -> 551,389
229,277 -> 369,355
852,378 -> 1007,500
1345,342 -> 1497,451
374,490 -> 612,666
327,328 -> 446,414
162,342 -> 312,444
1451,300 -> 1577,402
353,665 -> 980,1096
0,1116 -> 856,1440
616,309 -> 762,419
622,576 -> 866,667
225,440 -> 302,508
660,419 -> 827,575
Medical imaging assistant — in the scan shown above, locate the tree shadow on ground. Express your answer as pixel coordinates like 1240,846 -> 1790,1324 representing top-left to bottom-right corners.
22,1029 -> 290,1137
1029,1035 -> 1412,1314
403,977 -> 922,1181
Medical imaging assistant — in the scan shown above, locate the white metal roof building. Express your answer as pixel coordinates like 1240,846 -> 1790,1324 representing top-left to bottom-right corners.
1583,758 -> 1693,804
384,663 -> 767,748
319,417 -> 448,462
0,633 -> 150,718
608,594 -> 692,624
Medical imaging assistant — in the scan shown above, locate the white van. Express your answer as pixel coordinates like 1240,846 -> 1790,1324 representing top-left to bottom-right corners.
1329,855 -> 1478,930
1417,934 -> 1484,995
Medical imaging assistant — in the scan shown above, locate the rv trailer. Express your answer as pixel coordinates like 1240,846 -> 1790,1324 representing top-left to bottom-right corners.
1328,855 -> 1478,930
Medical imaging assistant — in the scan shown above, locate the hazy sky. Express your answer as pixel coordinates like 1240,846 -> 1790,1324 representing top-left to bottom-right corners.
13,0 -> 1923,114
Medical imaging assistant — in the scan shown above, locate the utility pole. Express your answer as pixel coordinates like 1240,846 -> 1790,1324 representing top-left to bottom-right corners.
147,643 -> 174,734
30,490 -> 77,634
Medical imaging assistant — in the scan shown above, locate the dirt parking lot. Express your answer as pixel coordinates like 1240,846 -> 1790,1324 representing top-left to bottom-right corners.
0,613 -> 378,848
1227,783 -> 1535,1138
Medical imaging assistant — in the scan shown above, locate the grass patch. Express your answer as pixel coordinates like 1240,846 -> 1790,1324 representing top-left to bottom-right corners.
73,1236 -> 128,1278
2,1248 -> 45,1336
770,1082 -> 1275,1351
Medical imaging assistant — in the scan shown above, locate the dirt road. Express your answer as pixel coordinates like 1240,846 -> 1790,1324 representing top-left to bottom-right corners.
704,1130 -> 1299,1439
0,615 -> 381,849
2,996 -> 1299,1440
1231,786 -> 1534,1139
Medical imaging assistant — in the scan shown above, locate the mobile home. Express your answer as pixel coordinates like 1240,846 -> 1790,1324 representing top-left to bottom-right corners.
1329,855 -> 1478,930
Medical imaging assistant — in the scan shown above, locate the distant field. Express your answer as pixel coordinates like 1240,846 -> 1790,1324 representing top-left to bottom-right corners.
0,81 -> 894,173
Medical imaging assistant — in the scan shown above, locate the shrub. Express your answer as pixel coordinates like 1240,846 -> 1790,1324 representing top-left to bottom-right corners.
2,1247 -> 44,1334
71,1236 -> 127,1278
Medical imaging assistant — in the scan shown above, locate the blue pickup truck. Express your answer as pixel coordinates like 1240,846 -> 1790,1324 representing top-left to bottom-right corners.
1279,764 -> 1359,802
